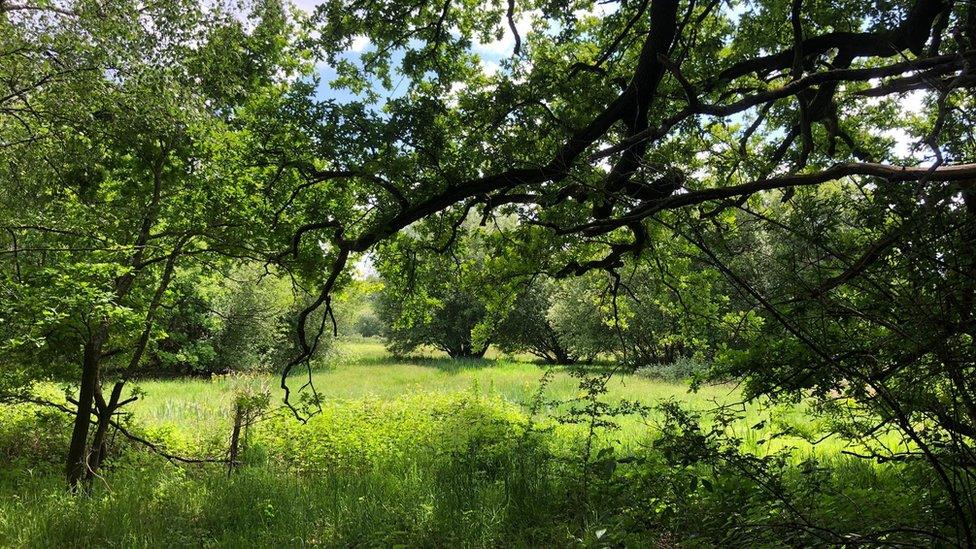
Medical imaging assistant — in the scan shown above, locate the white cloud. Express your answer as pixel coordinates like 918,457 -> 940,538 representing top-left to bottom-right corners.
885,127 -> 917,159
887,90 -> 930,161
899,89 -> 926,115
572,3 -> 617,20
474,10 -> 539,57
349,35 -> 371,53
290,0 -> 320,13
354,253 -> 377,279
482,60 -> 500,76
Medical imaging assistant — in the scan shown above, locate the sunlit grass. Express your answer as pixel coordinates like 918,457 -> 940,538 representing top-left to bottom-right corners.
130,341 -> 728,430
124,339 -> 887,461
1,340 -> 924,547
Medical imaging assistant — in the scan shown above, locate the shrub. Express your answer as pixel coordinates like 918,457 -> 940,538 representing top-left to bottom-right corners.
0,399 -> 71,469
152,265 -> 332,375
635,357 -> 711,382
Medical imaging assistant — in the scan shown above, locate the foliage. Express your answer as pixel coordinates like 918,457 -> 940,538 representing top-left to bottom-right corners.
636,357 -> 711,382
352,312 -> 384,338
710,178 -> 976,536
0,0 -> 322,486
331,277 -> 384,339
3,0 -> 976,542
0,377 -> 961,547
270,0 -> 976,535
375,229 -> 494,358
544,275 -> 617,363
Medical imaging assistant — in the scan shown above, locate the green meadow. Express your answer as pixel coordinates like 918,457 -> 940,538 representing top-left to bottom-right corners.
129,340 -> 826,457
0,342 -> 934,547
132,341 -> 738,436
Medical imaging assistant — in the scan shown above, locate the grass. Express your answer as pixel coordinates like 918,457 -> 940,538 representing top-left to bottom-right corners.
0,339 -> 937,547
128,340 -> 852,458
129,340 -> 742,445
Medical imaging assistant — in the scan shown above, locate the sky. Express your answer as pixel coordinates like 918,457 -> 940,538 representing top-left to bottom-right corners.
288,0 -> 518,104
288,0 -> 617,104
288,0 -> 927,161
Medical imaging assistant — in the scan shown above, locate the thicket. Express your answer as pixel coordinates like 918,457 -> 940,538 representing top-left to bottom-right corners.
147,266 -> 333,377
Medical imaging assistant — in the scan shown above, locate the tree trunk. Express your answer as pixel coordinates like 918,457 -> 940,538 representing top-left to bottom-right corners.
66,334 -> 103,489
85,381 -> 124,483
552,343 -> 575,365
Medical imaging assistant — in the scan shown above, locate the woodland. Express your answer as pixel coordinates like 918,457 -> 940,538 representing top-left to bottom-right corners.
2,0 -> 976,545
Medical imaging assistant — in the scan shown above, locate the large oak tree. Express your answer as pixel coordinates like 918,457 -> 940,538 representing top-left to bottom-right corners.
272,0 -> 976,539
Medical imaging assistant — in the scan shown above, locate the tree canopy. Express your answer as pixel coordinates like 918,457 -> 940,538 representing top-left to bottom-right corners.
279,0 -> 976,363
0,0 -> 322,487
270,0 -> 976,538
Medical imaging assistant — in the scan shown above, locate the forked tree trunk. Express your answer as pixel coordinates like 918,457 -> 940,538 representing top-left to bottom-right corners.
66,334 -> 103,489
85,381 -> 124,483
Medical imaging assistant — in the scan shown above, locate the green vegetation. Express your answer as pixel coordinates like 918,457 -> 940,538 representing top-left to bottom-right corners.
129,341 -> 732,438
0,343 -> 940,546
3,0 -> 976,545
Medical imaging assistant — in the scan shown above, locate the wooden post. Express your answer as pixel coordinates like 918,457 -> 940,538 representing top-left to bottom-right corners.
227,403 -> 244,477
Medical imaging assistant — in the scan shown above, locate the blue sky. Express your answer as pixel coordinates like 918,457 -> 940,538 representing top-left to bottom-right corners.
289,0 -> 518,104
289,0 -> 616,104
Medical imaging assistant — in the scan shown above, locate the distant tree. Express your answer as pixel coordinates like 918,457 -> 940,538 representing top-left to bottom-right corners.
150,276 -> 221,375
494,281 -> 570,363
353,312 -> 384,338
330,276 -> 384,339
378,284 -> 490,359
494,279 -> 602,364
546,276 -> 616,363
375,229 -> 493,359
608,234 -> 749,368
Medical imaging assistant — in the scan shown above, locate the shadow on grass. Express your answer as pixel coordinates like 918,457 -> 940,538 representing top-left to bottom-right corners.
342,353 -> 621,376
351,355 -> 507,372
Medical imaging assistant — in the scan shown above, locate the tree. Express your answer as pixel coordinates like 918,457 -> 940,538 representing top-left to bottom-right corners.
270,0 -> 976,540
0,0 -> 310,487
493,280 -> 577,364
331,276 -> 385,339
280,0 -> 976,356
493,277 -> 605,364
139,263 -> 326,376
375,231 -> 492,358
605,233 -> 749,368
491,248 -> 747,367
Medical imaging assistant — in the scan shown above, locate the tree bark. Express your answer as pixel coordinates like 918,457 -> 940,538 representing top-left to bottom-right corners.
66,330 -> 104,489
228,404 -> 244,477
85,381 -> 124,483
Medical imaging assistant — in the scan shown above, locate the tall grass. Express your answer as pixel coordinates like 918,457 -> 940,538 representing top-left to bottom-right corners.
127,341 -> 887,459
130,340 -> 734,438
0,341 -> 939,546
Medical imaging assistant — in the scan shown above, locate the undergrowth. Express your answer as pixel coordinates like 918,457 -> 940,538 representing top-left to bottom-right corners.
0,385 -> 956,547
